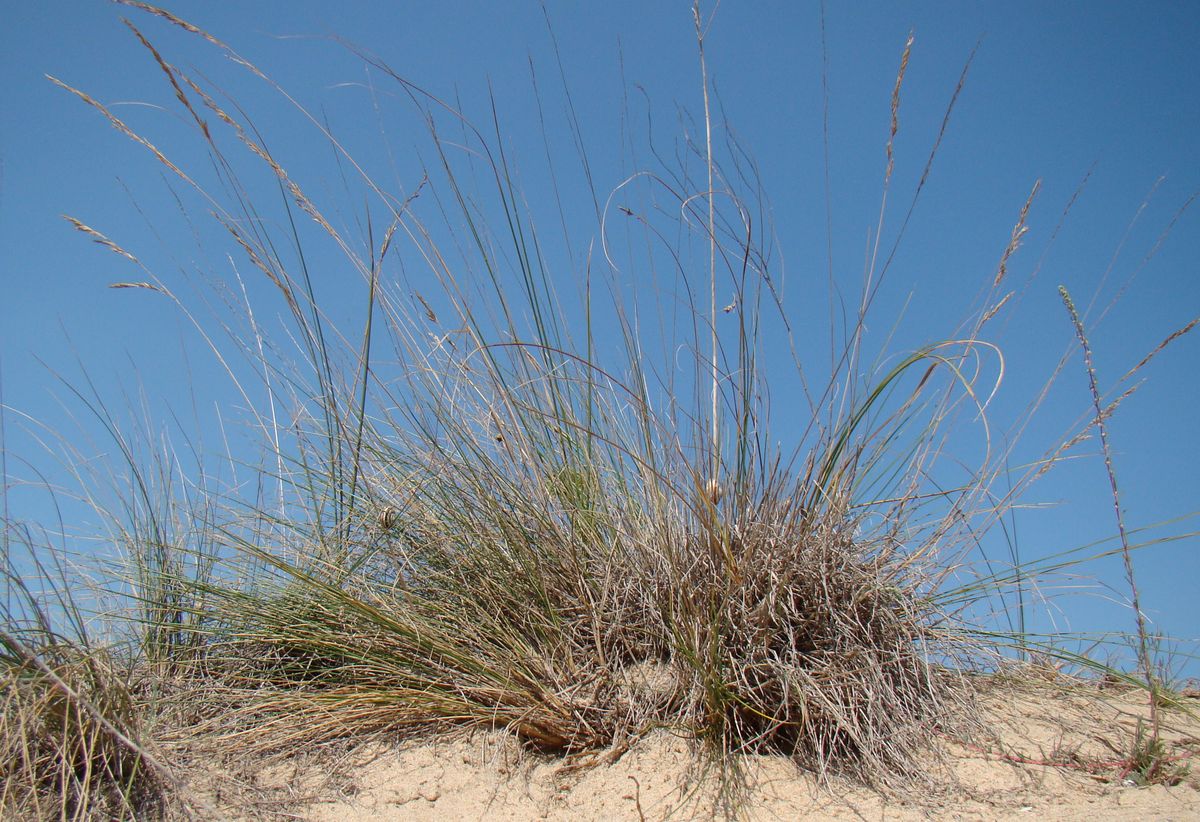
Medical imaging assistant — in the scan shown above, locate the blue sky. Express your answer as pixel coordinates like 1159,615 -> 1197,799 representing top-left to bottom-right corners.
3,2 -> 1198,672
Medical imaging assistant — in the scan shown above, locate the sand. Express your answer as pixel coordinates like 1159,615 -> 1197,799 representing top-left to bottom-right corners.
185,678 -> 1200,821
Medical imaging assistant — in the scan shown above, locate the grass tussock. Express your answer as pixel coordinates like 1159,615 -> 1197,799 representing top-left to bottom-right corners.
188,454 -> 959,785
0,630 -> 162,820
5,2 -> 1198,819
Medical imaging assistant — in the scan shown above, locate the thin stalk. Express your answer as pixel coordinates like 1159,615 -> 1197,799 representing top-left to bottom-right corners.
1059,285 -> 1157,736
694,1 -> 720,480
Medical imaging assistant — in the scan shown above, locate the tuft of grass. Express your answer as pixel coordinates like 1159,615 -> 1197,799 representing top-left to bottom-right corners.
0,637 -> 158,820
4,1 -> 1197,818
0,558 -> 164,821
1119,719 -> 1191,787
42,2 -> 984,791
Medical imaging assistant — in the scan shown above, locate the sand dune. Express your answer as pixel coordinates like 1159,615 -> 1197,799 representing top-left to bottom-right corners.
187,678 -> 1199,821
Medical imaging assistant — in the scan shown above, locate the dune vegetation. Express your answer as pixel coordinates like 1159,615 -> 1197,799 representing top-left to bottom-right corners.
3,2 -> 1197,819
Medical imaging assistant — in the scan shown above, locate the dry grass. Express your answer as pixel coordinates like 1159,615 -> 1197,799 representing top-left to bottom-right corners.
4,2 -> 1197,820
0,632 -> 162,820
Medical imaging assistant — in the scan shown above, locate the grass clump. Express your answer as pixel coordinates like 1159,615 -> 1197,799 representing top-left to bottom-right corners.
89,4 -> 975,783
1119,719 -> 1191,787
5,1 -> 1198,818
0,570 -> 164,820
0,641 -> 157,820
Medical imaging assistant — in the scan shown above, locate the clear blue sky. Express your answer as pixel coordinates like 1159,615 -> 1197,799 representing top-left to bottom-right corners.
3,2 -> 1198,673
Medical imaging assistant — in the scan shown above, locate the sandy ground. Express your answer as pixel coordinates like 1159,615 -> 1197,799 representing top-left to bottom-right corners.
186,678 -> 1200,821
